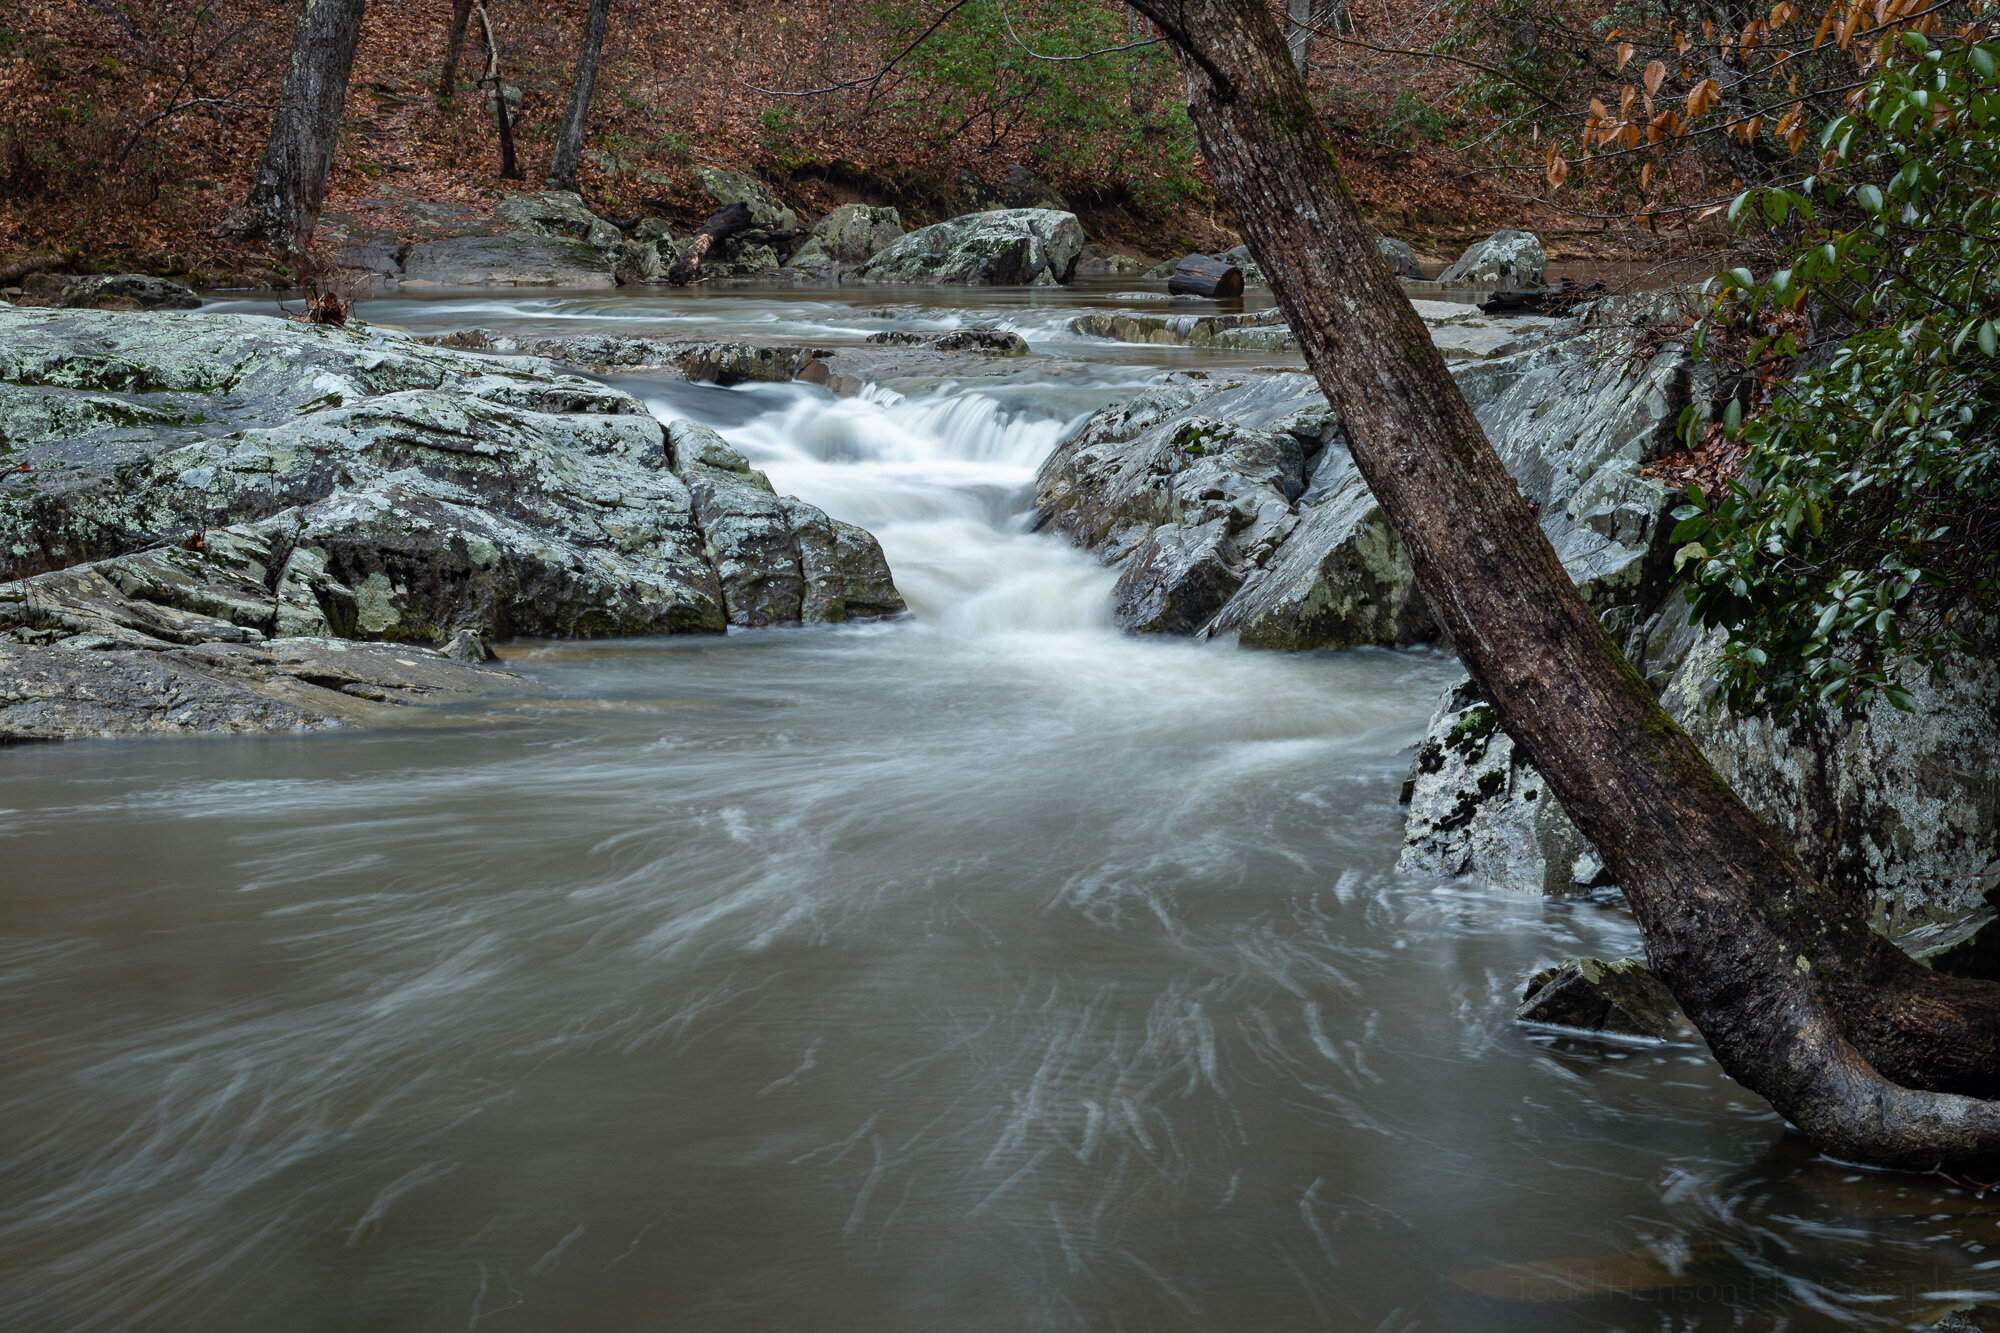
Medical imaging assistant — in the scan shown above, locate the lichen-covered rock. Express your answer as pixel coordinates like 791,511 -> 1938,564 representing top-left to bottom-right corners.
1397,679 -> 1595,894
419,328 -> 826,384
856,209 -> 1085,286
1659,617 -> 2000,921
808,204 -> 904,265
1375,237 -> 1423,277
492,189 -> 623,254
0,634 -> 533,741
1036,373 -> 1433,648
864,328 -> 1026,355
1518,957 -> 1690,1040
1217,244 -> 1267,285
1069,308 -> 1293,351
1450,315 -> 1690,629
1073,245 -> 1153,277
695,167 -> 799,231
0,309 -> 903,678
20,272 -> 202,310
1438,230 -> 1546,286
398,234 -> 616,288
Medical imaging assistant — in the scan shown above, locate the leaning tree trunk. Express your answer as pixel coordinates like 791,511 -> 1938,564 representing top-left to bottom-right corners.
439,0 -> 475,108
1127,0 -> 2000,1172
475,0 -> 521,180
222,0 -> 368,252
545,0 -> 613,193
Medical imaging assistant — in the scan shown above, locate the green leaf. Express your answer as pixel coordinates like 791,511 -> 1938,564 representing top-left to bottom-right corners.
1981,321 -> 1998,357
1971,46 -> 1996,82
1857,184 -> 1885,213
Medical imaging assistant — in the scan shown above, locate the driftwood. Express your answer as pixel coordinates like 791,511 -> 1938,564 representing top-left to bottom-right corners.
0,254 -> 63,287
667,202 -> 755,285
1478,280 -> 1605,316
1166,253 -> 1245,298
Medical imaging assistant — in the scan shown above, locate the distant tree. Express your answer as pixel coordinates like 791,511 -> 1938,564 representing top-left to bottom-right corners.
546,0 -> 615,193
220,0 -> 367,252
439,0 -> 476,109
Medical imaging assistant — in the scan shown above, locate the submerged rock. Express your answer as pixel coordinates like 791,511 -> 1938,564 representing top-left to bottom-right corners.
0,307 -> 905,737
1518,957 -> 1690,1040
855,209 -> 1085,286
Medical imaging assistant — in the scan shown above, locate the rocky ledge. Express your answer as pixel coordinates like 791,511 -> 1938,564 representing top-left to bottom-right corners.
0,308 -> 905,741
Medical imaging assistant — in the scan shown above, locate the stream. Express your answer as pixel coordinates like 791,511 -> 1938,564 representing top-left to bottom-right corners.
1,283 -> 1994,1330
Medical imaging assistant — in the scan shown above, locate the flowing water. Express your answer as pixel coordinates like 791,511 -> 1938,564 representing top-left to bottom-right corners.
2,284 -> 1994,1331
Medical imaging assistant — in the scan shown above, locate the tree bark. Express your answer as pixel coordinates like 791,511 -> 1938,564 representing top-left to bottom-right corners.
221,0 -> 368,252
1127,0 -> 2000,1172
1166,253 -> 1244,297
439,0 -> 475,109
545,0 -> 614,193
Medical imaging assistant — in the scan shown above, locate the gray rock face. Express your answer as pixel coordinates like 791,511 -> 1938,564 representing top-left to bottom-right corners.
399,234 -> 617,288
1036,374 -> 1433,648
1398,680 -> 1595,895
1397,301 -> 1996,928
1069,308 -> 1293,351
856,209 -> 1085,286
1518,957 -> 1690,1040
787,203 -> 904,273
0,308 -> 905,738
0,634 -> 532,742
1073,245 -> 1153,277
1438,229 -> 1547,286
493,189 -> 624,254
20,273 -> 202,310
1216,244 -> 1267,285
695,166 -> 798,231
424,328 -> 827,385
1375,237 -> 1423,277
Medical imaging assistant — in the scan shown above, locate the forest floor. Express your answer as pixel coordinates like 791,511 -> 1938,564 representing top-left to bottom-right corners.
0,0 -> 1736,286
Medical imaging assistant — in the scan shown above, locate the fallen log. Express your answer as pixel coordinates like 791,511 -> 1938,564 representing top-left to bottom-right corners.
0,254 -> 63,287
667,201 -> 755,286
1478,280 -> 1605,316
1166,253 -> 1245,298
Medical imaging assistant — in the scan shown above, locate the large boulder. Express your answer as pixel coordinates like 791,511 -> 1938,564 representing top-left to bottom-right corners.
695,166 -> 798,231
492,189 -> 623,254
1375,236 -> 1423,277
1035,374 -> 1434,649
0,308 -> 904,729
794,203 -> 904,268
20,273 -> 201,310
1437,229 -> 1546,286
855,209 -> 1085,286
398,234 -> 616,288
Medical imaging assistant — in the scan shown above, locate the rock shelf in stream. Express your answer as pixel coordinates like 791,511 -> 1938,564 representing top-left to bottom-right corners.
0,308 -> 905,741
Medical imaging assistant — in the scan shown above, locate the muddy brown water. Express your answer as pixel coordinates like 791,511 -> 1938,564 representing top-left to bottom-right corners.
2,284 -> 1993,1330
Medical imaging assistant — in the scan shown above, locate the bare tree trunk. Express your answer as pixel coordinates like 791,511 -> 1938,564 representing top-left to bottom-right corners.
221,0 -> 367,252
1284,0 -> 1312,73
439,0 -> 475,109
476,0 -> 521,180
546,0 -> 614,193
1127,0 -> 2000,1173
